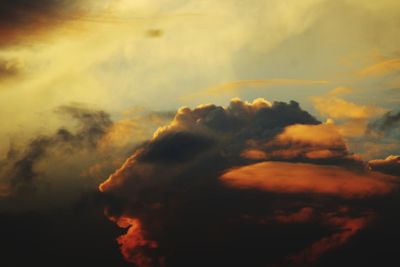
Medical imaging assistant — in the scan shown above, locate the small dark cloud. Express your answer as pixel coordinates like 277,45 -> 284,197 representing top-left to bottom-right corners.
0,59 -> 21,81
145,29 -> 163,38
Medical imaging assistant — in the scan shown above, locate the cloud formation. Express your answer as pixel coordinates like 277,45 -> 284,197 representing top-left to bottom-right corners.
2,104 -> 112,194
100,98 -> 398,267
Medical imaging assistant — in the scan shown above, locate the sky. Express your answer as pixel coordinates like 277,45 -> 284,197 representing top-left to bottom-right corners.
0,1 -> 400,267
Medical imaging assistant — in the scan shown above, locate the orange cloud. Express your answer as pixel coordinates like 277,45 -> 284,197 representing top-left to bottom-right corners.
220,161 -> 396,198
358,58 -> 400,77
241,149 -> 267,160
305,149 -> 342,159
312,87 -> 385,139
275,123 -> 344,147
248,123 -> 350,161
108,215 -> 159,267
313,95 -> 384,120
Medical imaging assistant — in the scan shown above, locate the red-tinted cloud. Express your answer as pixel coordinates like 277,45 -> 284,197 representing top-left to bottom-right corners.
220,161 -> 396,198
107,214 -> 161,267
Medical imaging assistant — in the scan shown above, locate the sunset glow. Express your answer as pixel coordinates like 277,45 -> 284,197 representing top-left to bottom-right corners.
1,1 -> 399,266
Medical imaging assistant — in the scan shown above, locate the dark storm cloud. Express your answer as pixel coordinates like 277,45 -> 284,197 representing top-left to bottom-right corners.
100,98 -> 398,267
0,0 -> 86,47
6,105 -> 112,194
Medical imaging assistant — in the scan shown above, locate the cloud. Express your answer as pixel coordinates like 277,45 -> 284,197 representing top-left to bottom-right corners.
0,0 -> 91,47
368,110 -> 400,133
358,58 -> 400,77
313,88 -> 384,120
274,123 -> 345,149
2,104 -> 112,194
369,155 -> 400,177
0,58 -> 22,82
98,109 -> 174,150
99,98 -> 399,267
145,29 -> 163,38
184,79 -> 329,99
312,88 -> 386,142
357,110 -> 400,159
220,162 -> 395,198
241,123 -> 356,165
100,98 -> 319,195
107,215 -> 160,267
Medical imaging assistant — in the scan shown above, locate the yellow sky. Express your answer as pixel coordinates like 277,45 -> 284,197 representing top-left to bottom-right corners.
0,0 -> 399,157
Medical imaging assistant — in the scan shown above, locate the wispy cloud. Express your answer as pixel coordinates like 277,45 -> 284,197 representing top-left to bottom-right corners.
183,79 -> 329,99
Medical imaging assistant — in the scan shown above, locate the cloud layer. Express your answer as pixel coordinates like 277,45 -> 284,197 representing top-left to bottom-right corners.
100,98 -> 399,267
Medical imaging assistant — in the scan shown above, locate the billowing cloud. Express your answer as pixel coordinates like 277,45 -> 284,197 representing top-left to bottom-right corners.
100,98 -> 319,194
100,98 -> 398,267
